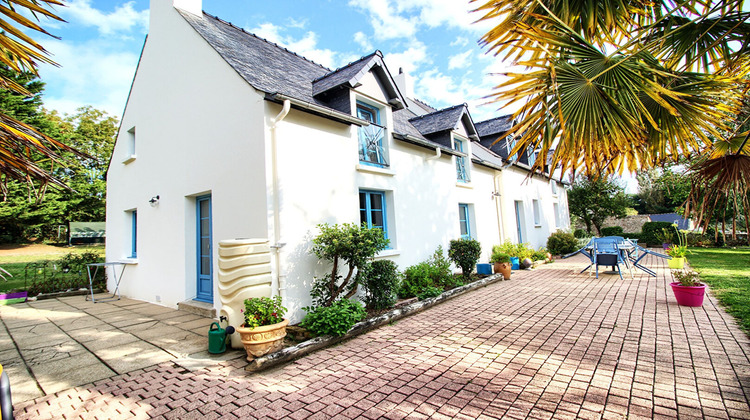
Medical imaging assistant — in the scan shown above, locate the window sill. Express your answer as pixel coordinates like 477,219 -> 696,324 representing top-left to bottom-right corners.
356,164 -> 395,176
122,154 -> 137,164
534,224 -> 542,228
120,258 -> 138,264
456,181 -> 473,189
374,249 -> 401,259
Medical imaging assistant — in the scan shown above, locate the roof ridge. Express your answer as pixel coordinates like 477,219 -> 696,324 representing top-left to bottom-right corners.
203,12 -> 332,72
476,114 -> 513,125
412,97 -> 437,110
312,51 -> 380,83
407,103 -> 466,121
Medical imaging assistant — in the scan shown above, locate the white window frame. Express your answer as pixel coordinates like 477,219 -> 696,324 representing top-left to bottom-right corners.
532,199 -> 541,227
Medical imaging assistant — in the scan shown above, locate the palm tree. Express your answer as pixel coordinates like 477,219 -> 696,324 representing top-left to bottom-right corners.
0,0 -> 84,198
474,0 -> 750,240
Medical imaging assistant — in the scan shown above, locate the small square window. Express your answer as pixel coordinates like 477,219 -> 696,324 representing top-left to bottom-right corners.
123,126 -> 136,164
454,137 -> 469,182
551,180 -> 559,195
127,209 -> 137,258
359,190 -> 388,240
459,203 -> 472,239
357,102 -> 388,167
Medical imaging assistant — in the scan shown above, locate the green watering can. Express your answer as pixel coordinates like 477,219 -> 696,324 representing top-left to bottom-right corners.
208,318 -> 235,354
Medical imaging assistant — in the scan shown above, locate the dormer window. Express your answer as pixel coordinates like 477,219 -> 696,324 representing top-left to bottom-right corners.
357,102 -> 388,167
454,137 -> 469,182
505,135 -> 517,160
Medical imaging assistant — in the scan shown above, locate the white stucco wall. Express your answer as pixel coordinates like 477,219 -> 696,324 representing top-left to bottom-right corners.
499,167 -> 570,249
106,0 -> 268,309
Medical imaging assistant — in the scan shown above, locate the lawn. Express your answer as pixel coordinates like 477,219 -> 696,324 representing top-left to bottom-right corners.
0,245 -> 105,293
688,247 -> 750,332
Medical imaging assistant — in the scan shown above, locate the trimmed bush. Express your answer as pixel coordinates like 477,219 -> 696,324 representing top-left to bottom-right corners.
360,260 -> 400,310
601,226 -> 624,236
448,238 -> 482,280
546,231 -> 578,255
641,222 -> 675,246
301,299 -> 367,337
574,228 -> 588,238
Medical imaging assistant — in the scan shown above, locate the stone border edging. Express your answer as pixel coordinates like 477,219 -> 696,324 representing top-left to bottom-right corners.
245,272 -> 506,372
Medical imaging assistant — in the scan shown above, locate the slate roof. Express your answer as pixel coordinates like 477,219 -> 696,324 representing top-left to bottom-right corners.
649,213 -> 692,230
407,104 -> 481,139
179,11 -> 330,106
475,115 -> 513,137
175,9 -> 540,169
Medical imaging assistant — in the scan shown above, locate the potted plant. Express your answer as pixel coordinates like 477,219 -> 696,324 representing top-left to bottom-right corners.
670,270 -> 706,307
655,227 -> 675,250
490,249 -> 512,280
666,227 -> 690,269
235,295 -> 288,361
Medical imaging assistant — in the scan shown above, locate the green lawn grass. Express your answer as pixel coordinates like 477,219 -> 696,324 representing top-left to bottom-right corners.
687,247 -> 750,332
0,245 -> 104,293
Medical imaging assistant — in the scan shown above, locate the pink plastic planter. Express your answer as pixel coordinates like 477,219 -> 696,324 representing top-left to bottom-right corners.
670,282 -> 706,307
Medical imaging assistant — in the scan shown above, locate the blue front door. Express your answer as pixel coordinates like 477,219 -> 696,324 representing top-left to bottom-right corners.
196,195 -> 213,303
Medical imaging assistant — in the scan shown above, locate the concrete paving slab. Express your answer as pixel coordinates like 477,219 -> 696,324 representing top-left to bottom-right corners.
35,363 -> 115,395
97,344 -> 174,374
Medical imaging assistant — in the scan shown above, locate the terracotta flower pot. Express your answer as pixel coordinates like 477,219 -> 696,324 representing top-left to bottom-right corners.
670,282 -> 706,307
667,257 -> 685,269
235,318 -> 289,361
493,262 -> 512,280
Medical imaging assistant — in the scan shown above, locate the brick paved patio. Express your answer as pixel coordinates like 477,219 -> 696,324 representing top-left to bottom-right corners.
11,252 -> 750,419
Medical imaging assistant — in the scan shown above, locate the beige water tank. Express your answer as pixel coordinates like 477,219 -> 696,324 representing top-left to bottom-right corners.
218,238 -> 272,348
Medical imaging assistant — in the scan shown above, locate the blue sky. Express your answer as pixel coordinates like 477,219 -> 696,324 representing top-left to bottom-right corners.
36,0 -> 510,122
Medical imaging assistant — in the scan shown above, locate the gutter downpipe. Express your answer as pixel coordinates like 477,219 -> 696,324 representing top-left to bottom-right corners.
425,147 -> 441,161
270,99 -> 290,303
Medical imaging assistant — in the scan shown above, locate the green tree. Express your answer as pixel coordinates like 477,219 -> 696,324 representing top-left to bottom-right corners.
0,105 -> 118,242
568,176 -> 630,235
635,165 -> 692,214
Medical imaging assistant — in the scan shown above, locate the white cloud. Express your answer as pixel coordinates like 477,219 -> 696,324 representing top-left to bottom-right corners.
38,39 -> 140,117
63,0 -> 149,36
448,50 -> 473,70
383,42 -> 429,75
249,22 -> 341,68
348,0 -> 492,41
354,31 -> 372,51
451,37 -> 469,47
348,0 -> 418,40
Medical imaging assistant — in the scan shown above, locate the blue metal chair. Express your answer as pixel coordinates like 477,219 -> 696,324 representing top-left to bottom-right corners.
592,237 -> 633,279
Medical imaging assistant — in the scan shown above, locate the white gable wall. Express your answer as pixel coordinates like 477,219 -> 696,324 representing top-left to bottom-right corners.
498,167 -> 570,249
106,0 -> 268,309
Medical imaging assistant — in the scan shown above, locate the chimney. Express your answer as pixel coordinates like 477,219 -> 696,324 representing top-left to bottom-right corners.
393,67 -> 414,99
173,0 -> 202,16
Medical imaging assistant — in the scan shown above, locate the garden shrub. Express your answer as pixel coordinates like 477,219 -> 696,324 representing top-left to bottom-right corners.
416,285 -> 443,301
531,247 -> 549,261
623,233 -> 641,241
492,240 -> 532,259
574,228 -> 588,238
309,223 -> 389,307
360,260 -> 400,310
398,246 -> 455,298
399,262 -> 435,299
448,238 -> 481,280
641,222 -> 675,246
26,251 -> 104,295
546,231 -> 578,256
301,299 -> 367,336
601,226 -> 624,236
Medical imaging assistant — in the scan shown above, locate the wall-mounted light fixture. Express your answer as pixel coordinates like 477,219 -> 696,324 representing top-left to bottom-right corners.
149,195 -> 160,206
491,192 -> 501,199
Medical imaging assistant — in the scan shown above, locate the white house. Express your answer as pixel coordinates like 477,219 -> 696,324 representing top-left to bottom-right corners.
105,0 -> 570,322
